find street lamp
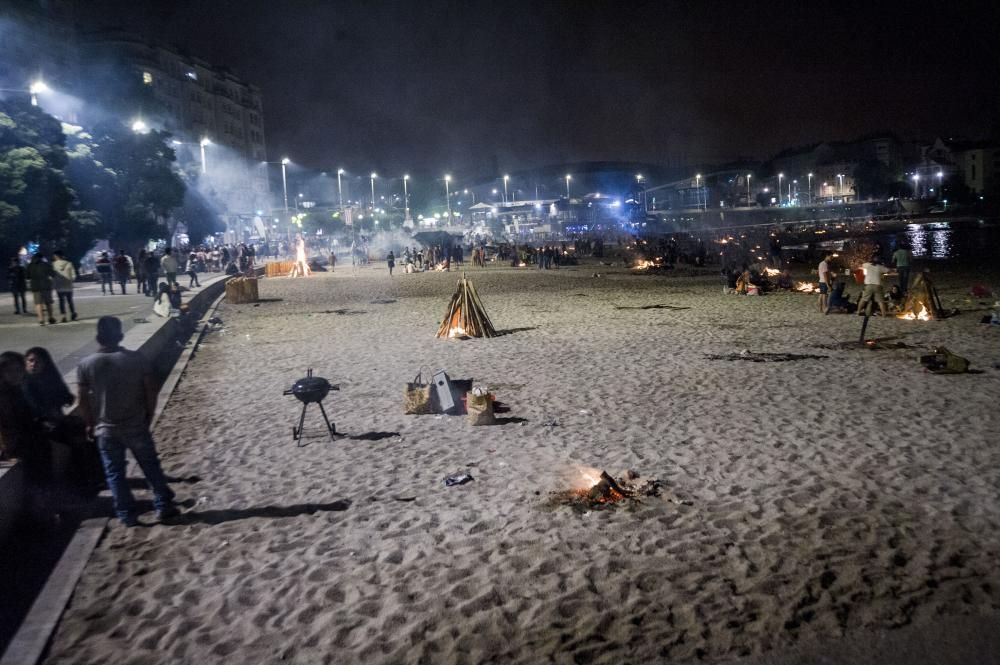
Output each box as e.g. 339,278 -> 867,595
777,173 -> 784,206
837,173 -> 844,197
131,118 -> 148,134
403,174 -> 410,222
791,180 -> 796,204
444,174 -> 452,224
29,80 -> 49,106
636,174 -> 646,212
807,172 -> 813,204
503,174 -> 509,204
281,157 -> 290,213
912,173 -> 920,198
936,170 -> 943,199
695,174 -> 702,210
337,168 -> 344,209
370,172 -> 377,211
565,174 -> 571,199
463,188 -> 476,204
746,174 -> 752,206
199,137 -> 211,174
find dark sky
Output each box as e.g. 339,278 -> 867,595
79,0 -> 999,175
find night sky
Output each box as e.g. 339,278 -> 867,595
79,0 -> 999,175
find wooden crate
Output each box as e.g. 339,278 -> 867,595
225,277 -> 259,303
265,260 -> 295,277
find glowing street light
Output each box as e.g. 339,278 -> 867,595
936,170 -> 944,199
370,172 -> 377,211
807,172 -> 813,205
337,168 -> 345,209
503,174 -> 509,204
565,174 -> 571,199
199,137 -> 211,174
444,174 -> 452,223
912,173 -> 920,198
131,118 -> 148,134
281,157 -> 290,212
777,173 -> 784,206
636,174 -> 646,212
837,173 -> 844,197
695,173 -> 703,210
29,80 -> 49,106
463,188 -> 476,204
746,174 -> 752,206
403,174 -> 410,222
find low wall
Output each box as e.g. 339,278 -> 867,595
0,274 -> 237,544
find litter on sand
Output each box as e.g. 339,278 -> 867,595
444,473 -> 474,486
705,350 -> 829,363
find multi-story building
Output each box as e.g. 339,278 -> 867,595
85,28 -> 270,224
922,137 -> 999,198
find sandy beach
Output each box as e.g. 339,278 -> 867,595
43,260 -> 1000,664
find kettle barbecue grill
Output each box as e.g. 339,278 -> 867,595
283,368 -> 339,444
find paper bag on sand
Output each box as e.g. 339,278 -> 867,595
467,391 -> 496,426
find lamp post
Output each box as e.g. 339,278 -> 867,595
281,157 -> 290,213
807,172 -> 813,204
503,174 -> 509,204
370,172 -> 377,212
695,174 -> 702,210
337,168 -> 344,209
936,170 -> 943,199
837,173 -> 844,198
790,180 -> 796,204
464,188 -> 476,204
777,173 -> 784,206
565,174 -> 571,199
403,174 -> 410,223
199,137 -> 210,174
29,80 -> 48,106
444,174 -> 452,224
636,174 -> 646,212
747,174 -> 752,206
912,174 -> 920,198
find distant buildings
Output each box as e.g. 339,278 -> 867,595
920,138 -> 1000,198
86,28 -> 270,220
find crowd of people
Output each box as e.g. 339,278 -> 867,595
0,317 -> 177,527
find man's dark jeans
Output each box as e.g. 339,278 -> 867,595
97,430 -> 174,522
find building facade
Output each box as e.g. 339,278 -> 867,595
86,29 -> 270,221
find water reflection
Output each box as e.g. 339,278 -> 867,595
906,224 -> 927,257
931,229 -> 952,259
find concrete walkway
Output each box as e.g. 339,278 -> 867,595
0,274 -> 225,375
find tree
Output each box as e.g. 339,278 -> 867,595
66,119 -> 185,252
0,99 -> 100,264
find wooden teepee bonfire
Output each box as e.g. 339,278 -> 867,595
437,274 -> 497,338
897,273 -> 945,320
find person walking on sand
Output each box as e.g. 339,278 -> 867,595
51,250 -> 78,322
857,256 -> 891,318
8,257 -> 27,315
26,253 -> 57,325
387,251 -> 395,276
817,253 -> 833,314
77,316 -> 178,526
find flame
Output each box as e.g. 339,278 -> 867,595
633,258 -> 664,270
764,267 -> 781,276
433,262 -> 448,271
898,304 -> 930,321
578,469 -> 601,488
796,281 -> 818,293
449,326 -> 467,338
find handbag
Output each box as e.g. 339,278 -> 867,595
404,370 -> 437,414
466,391 -> 496,426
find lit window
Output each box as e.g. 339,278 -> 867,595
142,71 -> 153,85
186,71 -> 198,81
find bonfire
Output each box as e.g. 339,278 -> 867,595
545,468 -> 666,512
796,281 -> 818,293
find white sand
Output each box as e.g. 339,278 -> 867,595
45,262 -> 1000,664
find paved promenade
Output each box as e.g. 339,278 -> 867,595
0,275 -> 222,374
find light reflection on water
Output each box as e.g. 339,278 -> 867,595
902,221 -> 979,260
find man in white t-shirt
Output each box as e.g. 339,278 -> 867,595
857,256 -> 891,317
817,253 -> 833,313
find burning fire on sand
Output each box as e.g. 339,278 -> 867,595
898,304 -> 930,321
795,281 -> 818,293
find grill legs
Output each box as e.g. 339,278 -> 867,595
292,401 -> 338,446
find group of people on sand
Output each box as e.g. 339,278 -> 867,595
816,244 -> 912,316
0,317 -> 178,527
